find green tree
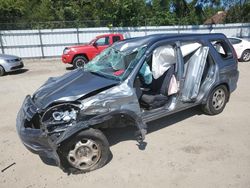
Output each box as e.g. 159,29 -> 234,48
0,0 -> 27,28
225,2 -> 250,23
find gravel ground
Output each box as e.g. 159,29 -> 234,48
0,59 -> 249,188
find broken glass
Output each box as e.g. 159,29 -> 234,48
85,46 -> 146,81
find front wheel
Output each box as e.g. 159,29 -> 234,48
73,56 -> 88,69
202,85 -> 229,115
241,50 -> 250,62
58,128 -> 111,174
0,66 -> 5,76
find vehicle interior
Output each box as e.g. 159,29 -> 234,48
134,41 -> 216,111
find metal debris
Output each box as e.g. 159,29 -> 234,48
1,162 -> 16,172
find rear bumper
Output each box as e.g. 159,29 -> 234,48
16,96 -> 60,166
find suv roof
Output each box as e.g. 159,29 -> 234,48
125,33 -> 226,43
114,33 -> 227,52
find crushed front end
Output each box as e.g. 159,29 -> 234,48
16,95 -> 61,166
16,95 -> 83,168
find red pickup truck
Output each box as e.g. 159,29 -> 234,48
62,33 -> 124,68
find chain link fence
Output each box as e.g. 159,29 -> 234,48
0,22 -> 249,58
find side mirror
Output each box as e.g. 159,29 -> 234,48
93,42 -> 97,47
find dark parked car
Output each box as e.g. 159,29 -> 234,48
16,33 -> 239,174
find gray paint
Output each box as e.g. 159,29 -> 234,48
16,33 -> 239,172
32,69 -> 119,109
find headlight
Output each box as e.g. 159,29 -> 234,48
41,104 -> 80,124
6,58 -> 20,63
52,109 -> 77,122
63,48 -> 71,55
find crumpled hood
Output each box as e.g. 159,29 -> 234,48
33,69 -> 119,109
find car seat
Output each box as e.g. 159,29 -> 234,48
140,64 -> 175,109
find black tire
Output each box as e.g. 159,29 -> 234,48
241,50 -> 250,62
73,55 -> 88,69
58,128 -> 111,174
202,85 -> 229,115
0,66 -> 5,76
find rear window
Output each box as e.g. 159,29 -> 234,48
228,38 -> 242,45
113,36 -> 121,43
210,40 -> 233,59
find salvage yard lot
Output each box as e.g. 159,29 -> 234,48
0,59 -> 250,188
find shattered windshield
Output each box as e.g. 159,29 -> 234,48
85,46 -> 146,81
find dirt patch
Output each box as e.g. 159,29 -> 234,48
0,60 -> 250,188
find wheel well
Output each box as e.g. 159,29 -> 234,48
241,49 -> 250,56
220,83 -> 229,92
0,65 -> 5,71
73,54 -> 89,61
56,113 -> 135,145
202,83 -> 230,104
0,65 -> 5,74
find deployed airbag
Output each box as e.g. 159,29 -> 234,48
181,46 -> 209,102
152,43 -> 202,79
152,45 -> 175,79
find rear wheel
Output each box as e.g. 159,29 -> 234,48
241,50 -> 250,62
73,56 -> 88,69
202,85 -> 229,115
58,128 -> 110,174
0,66 -> 5,76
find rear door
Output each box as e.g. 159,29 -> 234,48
210,39 -> 238,92
178,41 -> 210,102
181,46 -> 209,102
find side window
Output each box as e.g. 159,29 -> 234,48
112,36 -> 121,43
95,37 -> 110,46
229,38 -> 241,45
210,40 -> 233,59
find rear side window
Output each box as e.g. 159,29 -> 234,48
210,40 -> 233,59
229,38 -> 242,45
113,36 -> 121,43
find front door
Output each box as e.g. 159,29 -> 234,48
94,36 -> 110,55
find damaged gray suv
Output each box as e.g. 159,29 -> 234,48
16,33 -> 239,173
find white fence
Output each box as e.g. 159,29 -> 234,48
0,23 -> 249,58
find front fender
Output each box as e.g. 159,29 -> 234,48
55,110 -> 147,145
